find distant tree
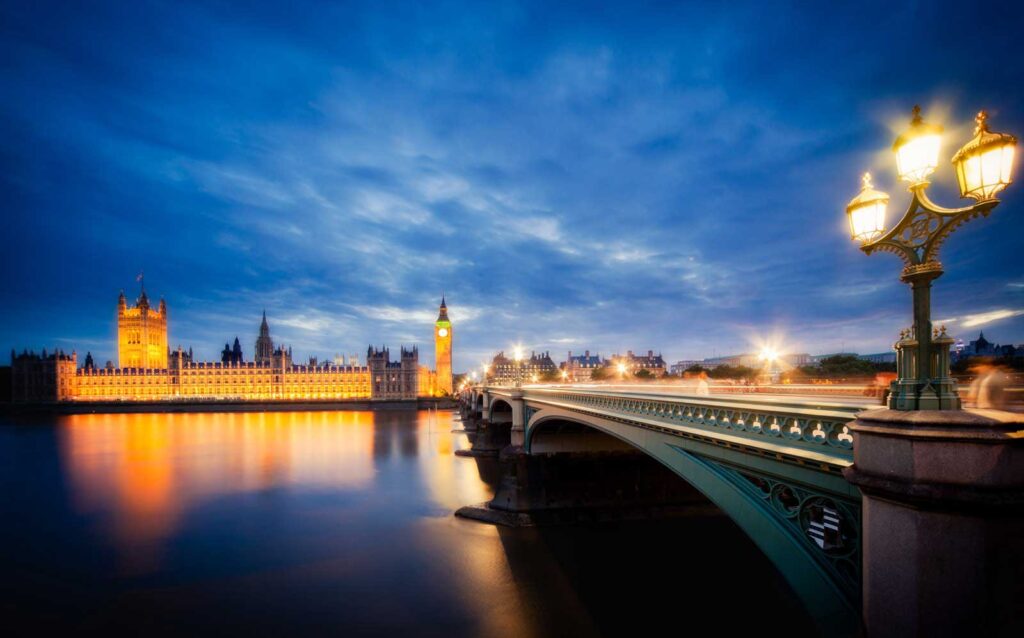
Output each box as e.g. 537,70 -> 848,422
707,365 -> 757,380
802,355 -> 876,379
634,369 -> 654,380
781,367 -> 810,383
685,364 -> 708,374
590,366 -> 611,381
540,368 -> 561,382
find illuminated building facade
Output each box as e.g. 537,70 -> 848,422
434,296 -> 453,395
71,357 -> 373,401
118,288 -> 168,369
10,291 -> 451,403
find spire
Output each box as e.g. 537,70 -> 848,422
437,294 -> 449,322
259,310 -> 270,337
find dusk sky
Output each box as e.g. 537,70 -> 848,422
3,0 -> 1024,372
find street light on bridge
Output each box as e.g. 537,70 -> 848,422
512,347 -> 524,388
845,106 -> 1017,410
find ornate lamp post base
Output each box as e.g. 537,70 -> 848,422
887,265 -> 960,411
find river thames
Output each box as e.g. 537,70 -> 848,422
0,409 -> 815,636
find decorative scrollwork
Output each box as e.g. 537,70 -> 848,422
900,209 -> 941,247
862,184 -> 998,271
533,390 -> 856,462
728,467 -> 861,600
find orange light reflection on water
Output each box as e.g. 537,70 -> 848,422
45,410 -> 556,635
60,411 -> 383,572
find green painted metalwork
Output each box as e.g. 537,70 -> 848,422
690,451 -> 862,601
504,386 -> 863,635
520,387 -> 859,465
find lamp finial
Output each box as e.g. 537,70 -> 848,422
974,110 -> 989,135
911,104 -> 923,125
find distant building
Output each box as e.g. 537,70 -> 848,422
676,352 -> 811,371
562,350 -> 605,381
808,353 -> 859,366
10,349 -> 76,402
701,354 -> 759,369
488,350 -> 558,384
611,350 -> 667,376
953,332 -> 1022,361
859,352 -> 897,364
670,360 -> 704,375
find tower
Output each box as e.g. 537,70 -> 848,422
255,310 -> 274,364
117,284 -> 168,369
434,295 -> 453,395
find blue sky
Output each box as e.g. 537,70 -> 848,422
3,0 -> 1024,372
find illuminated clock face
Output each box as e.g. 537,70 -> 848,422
437,328 -> 448,338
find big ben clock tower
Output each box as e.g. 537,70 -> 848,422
435,295 -> 453,395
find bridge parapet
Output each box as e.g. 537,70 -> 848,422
512,387 -> 861,465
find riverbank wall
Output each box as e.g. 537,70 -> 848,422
1,397 -> 456,415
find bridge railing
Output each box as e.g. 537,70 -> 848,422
506,386 -> 864,465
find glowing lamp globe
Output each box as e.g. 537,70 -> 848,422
893,106 -> 943,184
952,111 -> 1017,201
846,173 -> 890,243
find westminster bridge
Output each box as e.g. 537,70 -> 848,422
458,384 -> 1024,637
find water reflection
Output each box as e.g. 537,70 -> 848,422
58,410 -> 484,573
0,409 -> 814,636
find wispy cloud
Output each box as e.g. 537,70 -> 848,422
938,309 -> 1024,329
2,1 -> 1022,368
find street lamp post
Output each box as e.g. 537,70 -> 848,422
512,347 -> 523,388
846,106 -> 1017,410
758,347 -> 780,384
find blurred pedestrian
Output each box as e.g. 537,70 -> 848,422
969,363 -> 1009,410
696,371 -> 710,396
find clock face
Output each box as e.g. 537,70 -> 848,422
437,328 -> 448,338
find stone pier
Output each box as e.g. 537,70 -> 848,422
844,408 -> 1024,637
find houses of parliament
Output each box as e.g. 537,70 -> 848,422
10,285 -> 454,403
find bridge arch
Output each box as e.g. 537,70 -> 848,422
488,397 -> 513,422
523,405 -> 859,633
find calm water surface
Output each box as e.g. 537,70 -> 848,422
0,410 -> 815,636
